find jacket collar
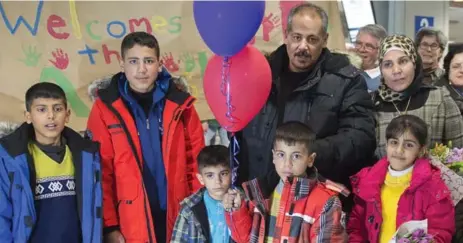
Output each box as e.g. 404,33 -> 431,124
97,70 -> 192,107
0,122 -> 98,158
351,157 -> 435,201
243,171 -> 318,212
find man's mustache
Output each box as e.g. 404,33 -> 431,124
295,51 -> 310,58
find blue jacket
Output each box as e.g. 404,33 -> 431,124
118,69 -> 170,210
0,123 -> 102,243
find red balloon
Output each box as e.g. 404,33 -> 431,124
204,45 -> 272,132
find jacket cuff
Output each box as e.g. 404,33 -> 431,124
103,225 -> 120,235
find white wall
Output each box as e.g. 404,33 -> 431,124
388,1 -> 449,38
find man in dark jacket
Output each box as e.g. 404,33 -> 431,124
236,3 -> 376,212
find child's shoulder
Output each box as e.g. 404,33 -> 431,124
307,182 -> 342,205
178,188 -> 206,213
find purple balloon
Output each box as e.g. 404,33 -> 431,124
193,1 -> 265,57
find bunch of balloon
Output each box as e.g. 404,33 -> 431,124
193,0 -> 272,186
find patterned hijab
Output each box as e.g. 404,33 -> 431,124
377,35 -> 422,102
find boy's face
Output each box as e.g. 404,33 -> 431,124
272,140 -> 316,182
386,131 -> 424,171
120,44 -> 162,93
25,98 -> 70,145
196,164 -> 231,201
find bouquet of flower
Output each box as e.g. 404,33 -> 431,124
429,142 -> 463,176
396,228 -> 434,243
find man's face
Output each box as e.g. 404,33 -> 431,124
25,98 -> 70,145
284,12 -> 328,72
418,35 -> 442,66
355,32 -> 380,70
121,44 -> 162,93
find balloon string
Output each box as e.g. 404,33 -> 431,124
229,134 -> 240,187
228,134 -> 240,240
220,57 -> 240,131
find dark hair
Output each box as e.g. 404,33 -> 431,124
25,82 -> 67,112
386,115 -> 428,146
274,121 -> 316,153
443,43 -> 463,81
197,145 -> 230,171
287,3 -> 328,35
121,31 -> 160,59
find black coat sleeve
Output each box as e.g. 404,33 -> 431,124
453,199 -> 463,243
312,75 -> 376,184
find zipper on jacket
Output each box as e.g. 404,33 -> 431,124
90,153 -> 98,243
102,102 -> 154,243
165,106 -> 182,155
146,119 -> 150,130
373,200 -> 381,242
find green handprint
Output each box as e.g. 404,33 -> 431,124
180,52 -> 196,73
19,45 -> 42,67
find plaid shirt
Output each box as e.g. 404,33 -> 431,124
171,188 -> 208,243
226,176 -> 348,243
171,188 -> 235,243
375,87 -> 463,158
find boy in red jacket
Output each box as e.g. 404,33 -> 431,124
223,121 -> 348,243
86,31 -> 204,243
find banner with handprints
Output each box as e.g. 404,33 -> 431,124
0,0 -> 346,131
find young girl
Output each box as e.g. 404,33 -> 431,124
347,115 -> 455,243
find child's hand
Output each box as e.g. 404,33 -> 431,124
104,230 -> 125,243
223,189 -> 242,211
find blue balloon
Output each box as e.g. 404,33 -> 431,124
193,1 -> 265,57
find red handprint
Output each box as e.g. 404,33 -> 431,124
262,13 -> 281,42
49,48 -> 69,70
279,0 -> 304,38
162,52 -> 180,73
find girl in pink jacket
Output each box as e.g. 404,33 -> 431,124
347,115 -> 455,243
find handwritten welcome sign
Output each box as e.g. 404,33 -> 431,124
0,1 -> 346,131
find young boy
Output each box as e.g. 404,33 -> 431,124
171,145 -> 234,243
223,121 -> 348,243
0,82 -> 102,243
86,31 -> 204,243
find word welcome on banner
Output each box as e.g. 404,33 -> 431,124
0,0 -> 345,131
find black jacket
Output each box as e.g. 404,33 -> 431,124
236,45 -> 376,198
436,77 -> 463,115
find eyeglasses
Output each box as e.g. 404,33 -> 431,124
419,42 -> 440,51
354,41 -> 378,52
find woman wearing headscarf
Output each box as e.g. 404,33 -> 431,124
373,35 -> 463,158
437,43 -> 463,114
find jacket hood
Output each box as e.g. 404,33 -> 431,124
88,70 -> 191,102
0,121 -> 20,139
350,157 -> 442,200
331,50 -> 363,69
0,122 -> 98,157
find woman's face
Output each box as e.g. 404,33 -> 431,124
380,50 -> 416,92
449,53 -> 463,87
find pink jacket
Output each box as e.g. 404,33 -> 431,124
347,157 -> 455,243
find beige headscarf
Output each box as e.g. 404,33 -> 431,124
377,35 -> 420,102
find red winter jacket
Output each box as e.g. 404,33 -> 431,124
87,73 -> 204,243
347,158 -> 455,243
